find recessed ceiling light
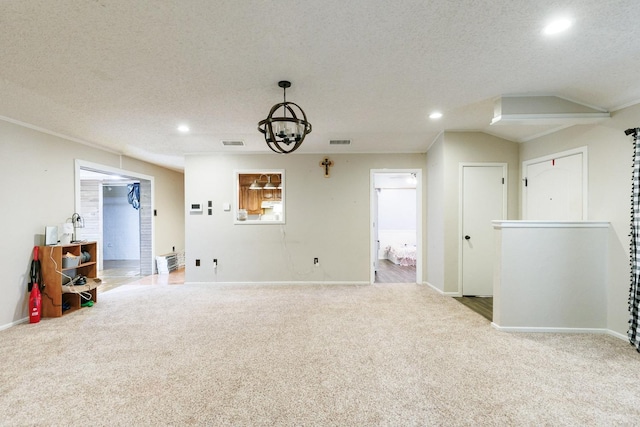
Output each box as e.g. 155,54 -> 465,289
543,19 -> 572,35
177,124 -> 190,133
429,112 -> 443,119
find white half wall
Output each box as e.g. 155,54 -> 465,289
493,221 -> 609,330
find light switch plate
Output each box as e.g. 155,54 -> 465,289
223,202 -> 231,211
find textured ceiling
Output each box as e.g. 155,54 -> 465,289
1,0 -> 639,170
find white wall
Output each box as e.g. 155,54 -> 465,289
0,119 -> 185,329
520,103 -> 640,336
378,189 -> 416,230
426,135 -> 445,290
378,188 -> 416,257
184,153 -> 426,283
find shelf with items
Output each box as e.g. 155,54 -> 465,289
39,242 -> 99,317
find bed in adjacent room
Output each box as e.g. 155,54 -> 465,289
384,244 -> 416,266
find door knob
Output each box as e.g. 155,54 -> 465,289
464,235 -> 471,240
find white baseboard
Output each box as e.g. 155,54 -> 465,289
491,324 -> 605,334
491,323 -> 629,341
606,329 -> 628,341
0,317 -> 28,331
423,281 -> 461,296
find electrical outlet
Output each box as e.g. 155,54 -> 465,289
314,258 -> 319,266
195,259 -> 200,267
213,259 -> 218,268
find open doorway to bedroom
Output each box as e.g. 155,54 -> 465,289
371,170 -> 422,284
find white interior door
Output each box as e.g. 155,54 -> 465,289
523,149 -> 585,220
461,165 -> 506,296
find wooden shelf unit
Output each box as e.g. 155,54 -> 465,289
39,242 -> 98,317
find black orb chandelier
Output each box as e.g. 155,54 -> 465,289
258,81 -> 312,154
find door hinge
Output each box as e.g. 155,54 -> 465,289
524,178 -> 528,187
502,177 -> 504,184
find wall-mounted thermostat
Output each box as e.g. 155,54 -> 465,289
189,203 -> 203,213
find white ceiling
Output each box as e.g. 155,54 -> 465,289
2,1 -> 639,170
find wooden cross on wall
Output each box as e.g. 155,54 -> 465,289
320,157 -> 334,178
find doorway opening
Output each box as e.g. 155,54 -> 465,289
102,183 -> 141,288
371,170 -> 422,284
74,160 -> 154,289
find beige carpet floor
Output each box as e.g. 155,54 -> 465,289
2,282 -> 640,426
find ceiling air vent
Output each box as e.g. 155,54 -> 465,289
329,139 -> 351,145
222,140 -> 244,146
